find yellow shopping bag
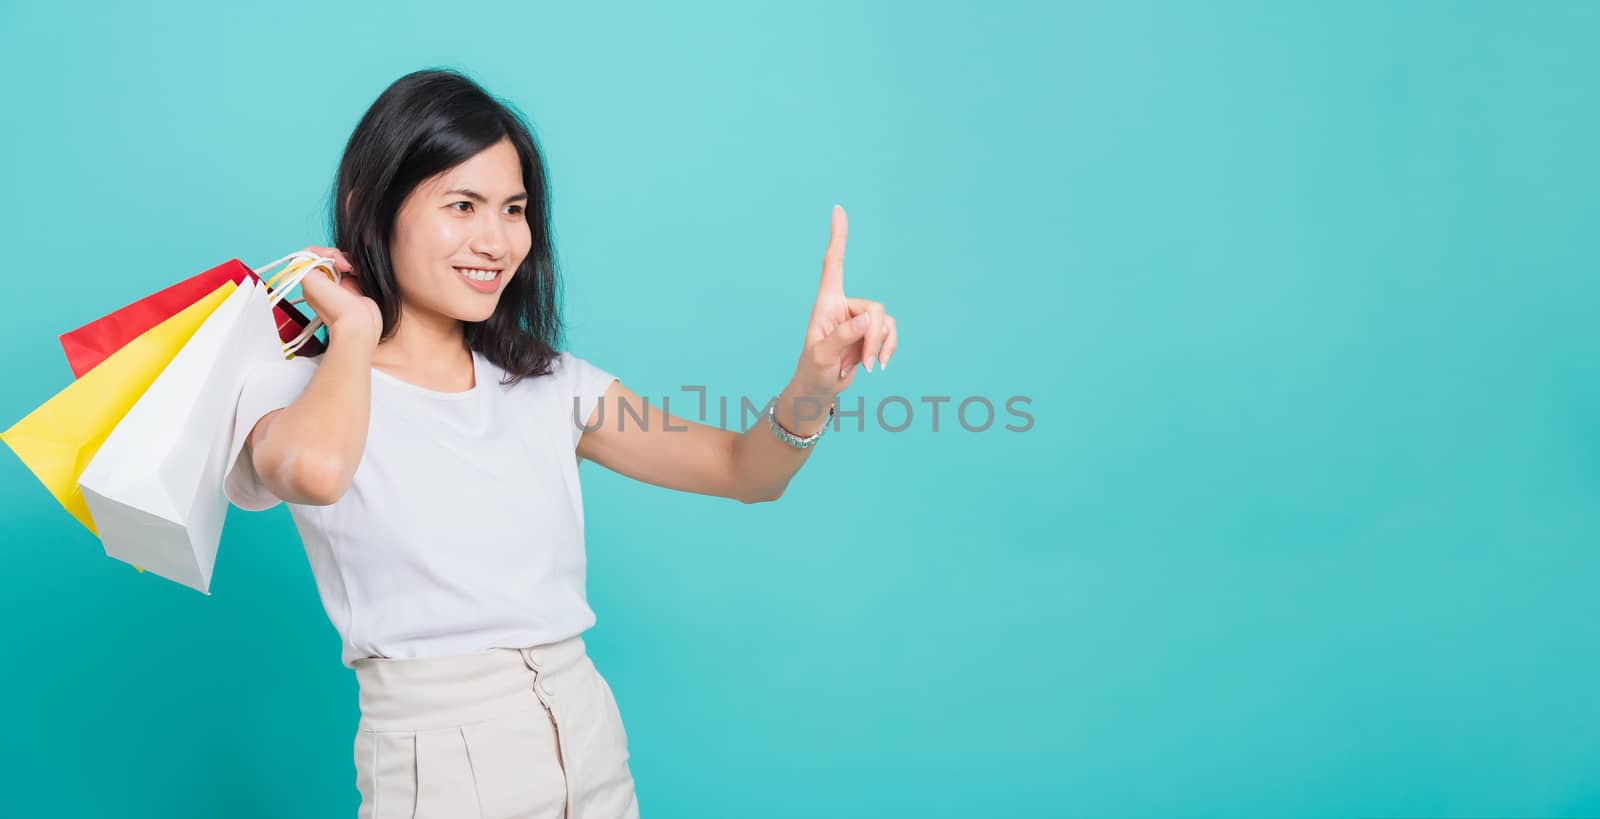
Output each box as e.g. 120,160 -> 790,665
1,281 -> 238,536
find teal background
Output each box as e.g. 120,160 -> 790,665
2,1 -> 1597,817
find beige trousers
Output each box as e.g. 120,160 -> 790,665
352,635 -> 640,819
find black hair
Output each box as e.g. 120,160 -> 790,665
330,67 -> 562,383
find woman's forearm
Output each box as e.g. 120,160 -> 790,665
253,317 -> 377,504
729,381 -> 836,502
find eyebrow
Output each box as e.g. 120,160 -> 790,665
444,187 -> 529,204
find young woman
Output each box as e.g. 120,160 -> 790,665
221,69 -> 898,818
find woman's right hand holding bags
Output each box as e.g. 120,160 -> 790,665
294,245 -> 382,345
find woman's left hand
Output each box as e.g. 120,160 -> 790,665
791,205 -> 899,399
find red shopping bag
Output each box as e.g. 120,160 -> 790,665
58,258 -> 324,378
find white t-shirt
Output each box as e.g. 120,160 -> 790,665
222,347 -> 619,669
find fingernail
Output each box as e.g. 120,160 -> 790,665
852,313 -> 870,331
865,355 -> 875,372
880,357 -> 889,370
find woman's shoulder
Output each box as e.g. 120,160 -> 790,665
548,350 -> 616,396
243,350 -> 321,396
480,349 -> 599,390
282,353 -> 323,373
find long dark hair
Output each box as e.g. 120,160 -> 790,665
330,68 -> 562,384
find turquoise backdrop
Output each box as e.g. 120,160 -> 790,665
2,1 -> 1597,817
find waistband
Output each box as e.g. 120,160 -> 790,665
353,635 -> 588,732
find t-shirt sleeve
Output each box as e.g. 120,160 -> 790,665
223,355 -> 320,511
560,351 -> 619,450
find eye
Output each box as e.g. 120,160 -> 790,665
507,205 -> 525,216
450,201 -> 473,213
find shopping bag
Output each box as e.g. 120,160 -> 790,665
0,281 -> 239,534
79,281 -> 270,592
58,258 -> 324,378
76,253 -> 336,593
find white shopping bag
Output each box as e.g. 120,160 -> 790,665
78,252 -> 335,593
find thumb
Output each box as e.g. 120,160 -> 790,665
819,311 -> 872,359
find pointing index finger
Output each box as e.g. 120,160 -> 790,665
818,204 -> 847,295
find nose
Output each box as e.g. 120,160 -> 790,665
469,211 -> 509,261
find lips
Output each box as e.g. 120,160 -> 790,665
455,266 -> 502,293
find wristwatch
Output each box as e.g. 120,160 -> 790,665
767,401 -> 836,449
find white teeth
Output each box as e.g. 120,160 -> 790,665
456,267 -> 499,282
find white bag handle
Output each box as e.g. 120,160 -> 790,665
250,251 -> 345,357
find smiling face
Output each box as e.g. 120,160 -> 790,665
388,136 -> 532,325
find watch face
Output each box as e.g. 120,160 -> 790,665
768,402 -> 835,448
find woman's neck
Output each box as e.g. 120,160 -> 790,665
371,301 -> 476,391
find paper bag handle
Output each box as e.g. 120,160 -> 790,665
250,251 -> 345,356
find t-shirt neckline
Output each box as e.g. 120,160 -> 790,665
370,350 -> 484,401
